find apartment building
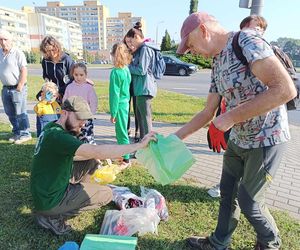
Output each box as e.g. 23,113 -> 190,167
0,6 -> 83,57
35,1 -> 109,52
0,7 -> 31,52
26,10 -> 83,58
106,12 -> 145,50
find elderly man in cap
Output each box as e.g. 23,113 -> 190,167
175,12 -> 296,250
31,96 -> 156,235
0,29 -> 31,144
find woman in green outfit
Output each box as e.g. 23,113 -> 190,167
109,42 -> 133,169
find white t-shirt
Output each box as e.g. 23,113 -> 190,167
0,47 -> 27,86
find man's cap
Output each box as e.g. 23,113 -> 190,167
0,29 -> 13,40
177,12 -> 216,54
62,96 -> 93,120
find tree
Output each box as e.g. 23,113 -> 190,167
271,37 -> 300,60
189,0 -> 198,14
83,49 -> 95,63
24,51 -> 41,64
65,50 -> 78,61
161,30 -> 172,51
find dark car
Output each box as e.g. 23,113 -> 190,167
163,55 -> 197,76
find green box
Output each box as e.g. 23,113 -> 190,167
80,234 -> 137,250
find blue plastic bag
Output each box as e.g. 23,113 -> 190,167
58,241 -> 79,250
136,134 -> 196,185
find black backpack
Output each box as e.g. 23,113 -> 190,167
232,31 -> 299,110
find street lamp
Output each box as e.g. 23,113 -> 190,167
155,21 -> 164,45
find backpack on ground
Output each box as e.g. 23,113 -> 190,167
145,45 -> 166,80
232,31 -> 299,110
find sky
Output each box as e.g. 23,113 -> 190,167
2,0 -> 300,44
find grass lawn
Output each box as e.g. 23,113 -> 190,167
0,123 -> 299,250
27,75 -> 205,124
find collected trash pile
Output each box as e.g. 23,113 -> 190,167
100,185 -> 169,236
58,186 -> 169,250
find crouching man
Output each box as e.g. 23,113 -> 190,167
30,96 -> 156,235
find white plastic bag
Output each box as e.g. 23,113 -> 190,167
140,186 -> 169,221
109,185 -> 144,210
100,208 -> 160,236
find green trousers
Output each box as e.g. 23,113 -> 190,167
115,102 -> 130,160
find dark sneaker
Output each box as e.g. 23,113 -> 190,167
35,214 -> 72,235
129,152 -> 136,159
8,135 -> 19,143
187,236 -> 216,250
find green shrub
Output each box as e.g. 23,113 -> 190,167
179,54 -> 212,69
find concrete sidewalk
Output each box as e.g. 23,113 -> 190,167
1,101 -> 300,220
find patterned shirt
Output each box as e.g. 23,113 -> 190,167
210,30 -> 290,149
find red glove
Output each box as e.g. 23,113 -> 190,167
207,122 -> 227,153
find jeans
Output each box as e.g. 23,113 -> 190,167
36,114 -> 60,137
1,85 -> 30,136
209,140 -> 286,250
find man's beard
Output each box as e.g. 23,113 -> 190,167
65,117 -> 81,136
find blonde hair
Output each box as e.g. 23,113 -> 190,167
111,42 -> 132,68
41,81 -> 58,99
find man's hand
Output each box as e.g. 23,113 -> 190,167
207,122 -> 227,153
139,131 -> 157,148
16,85 -> 23,92
110,117 -> 116,123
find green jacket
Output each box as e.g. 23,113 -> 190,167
129,43 -> 157,97
109,67 -> 131,118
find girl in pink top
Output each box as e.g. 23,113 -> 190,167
63,63 -> 98,144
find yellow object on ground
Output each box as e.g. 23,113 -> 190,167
91,164 -> 121,185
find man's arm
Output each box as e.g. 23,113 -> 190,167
74,132 -> 156,160
214,55 -> 297,132
16,66 -> 27,92
175,93 -> 220,140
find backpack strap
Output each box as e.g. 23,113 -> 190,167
232,31 -> 248,66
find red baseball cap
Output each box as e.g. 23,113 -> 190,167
177,12 -> 216,54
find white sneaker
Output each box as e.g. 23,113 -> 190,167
14,135 -> 32,144
8,135 -> 19,143
207,184 -> 221,198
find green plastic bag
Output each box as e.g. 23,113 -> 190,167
80,234 -> 137,250
136,134 -> 196,185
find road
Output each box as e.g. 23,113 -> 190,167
28,66 -> 300,99
28,67 -> 211,97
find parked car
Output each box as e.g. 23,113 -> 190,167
91,60 -> 102,64
162,55 -> 197,76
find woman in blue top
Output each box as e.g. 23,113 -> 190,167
124,22 -> 157,139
